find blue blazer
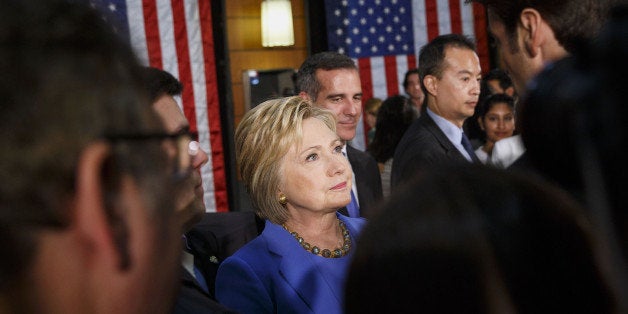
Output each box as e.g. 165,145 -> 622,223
215,214 -> 366,314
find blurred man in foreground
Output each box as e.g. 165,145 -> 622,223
0,1 -> 181,313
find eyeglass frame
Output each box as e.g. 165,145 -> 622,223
103,129 -> 200,181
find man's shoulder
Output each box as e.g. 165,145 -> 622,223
396,115 -> 443,155
346,144 -> 376,164
174,270 -> 238,314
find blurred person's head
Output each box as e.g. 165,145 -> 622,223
235,96 -> 351,225
297,52 -> 362,141
368,95 -> 418,163
140,66 -> 209,231
419,34 -> 481,128
0,1 -> 181,312
403,69 -> 425,110
346,164 -> 617,313
364,97 -> 382,130
482,68 -> 515,96
467,0 -> 613,94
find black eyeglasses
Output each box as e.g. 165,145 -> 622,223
104,130 -> 200,179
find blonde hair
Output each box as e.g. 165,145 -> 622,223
364,97 -> 383,115
235,96 -> 337,224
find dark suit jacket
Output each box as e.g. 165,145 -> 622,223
391,113 -> 469,188
172,267 -> 239,314
176,212 -> 263,309
339,144 -> 382,219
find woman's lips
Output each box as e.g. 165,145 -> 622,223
331,181 -> 347,190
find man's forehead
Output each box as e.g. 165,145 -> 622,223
153,94 -> 189,133
316,68 -> 361,92
315,68 -> 358,80
443,46 -> 477,62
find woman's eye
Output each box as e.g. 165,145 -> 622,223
306,153 -> 318,161
334,145 -> 343,153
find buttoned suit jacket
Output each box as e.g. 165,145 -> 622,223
339,144 -> 382,218
182,212 -> 264,299
391,113 -> 470,188
215,215 -> 366,314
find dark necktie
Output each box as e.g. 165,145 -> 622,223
461,132 -> 479,163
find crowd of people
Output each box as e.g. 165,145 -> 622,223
1,0 -> 626,313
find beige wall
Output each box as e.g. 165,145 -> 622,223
225,0 -> 307,126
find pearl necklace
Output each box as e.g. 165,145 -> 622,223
282,219 -> 352,258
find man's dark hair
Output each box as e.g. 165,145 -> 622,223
418,34 -> 476,95
296,51 -> 357,101
368,95 -> 418,163
140,66 -> 183,103
466,0 -> 614,54
402,69 -> 420,89
483,68 -> 513,92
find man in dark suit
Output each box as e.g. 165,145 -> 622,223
141,67 -> 237,313
297,52 -> 382,219
391,34 -> 482,188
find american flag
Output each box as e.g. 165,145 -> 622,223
325,0 -> 489,150
90,0 -> 229,212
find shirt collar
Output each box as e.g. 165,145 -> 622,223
426,107 -> 464,144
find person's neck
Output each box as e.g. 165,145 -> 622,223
427,104 -> 465,128
483,141 -> 495,154
283,214 -> 343,251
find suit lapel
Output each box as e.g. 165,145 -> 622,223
423,114 -> 468,162
180,266 -> 212,297
263,221 -> 342,312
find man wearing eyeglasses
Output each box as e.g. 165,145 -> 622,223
141,67 -> 210,232
140,67 -> 236,314
0,1 -> 182,313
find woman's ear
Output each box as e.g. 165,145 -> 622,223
478,117 -> 485,131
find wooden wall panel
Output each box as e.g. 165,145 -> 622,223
226,0 -> 308,125
229,50 -> 306,82
226,0 -> 304,17
227,15 -> 306,50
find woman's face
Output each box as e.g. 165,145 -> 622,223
279,118 -> 352,215
479,102 -> 515,144
366,111 -> 377,129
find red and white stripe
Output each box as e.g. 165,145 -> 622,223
412,0 -> 488,69
126,0 -> 228,212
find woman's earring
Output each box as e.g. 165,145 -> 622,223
278,194 -> 287,205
